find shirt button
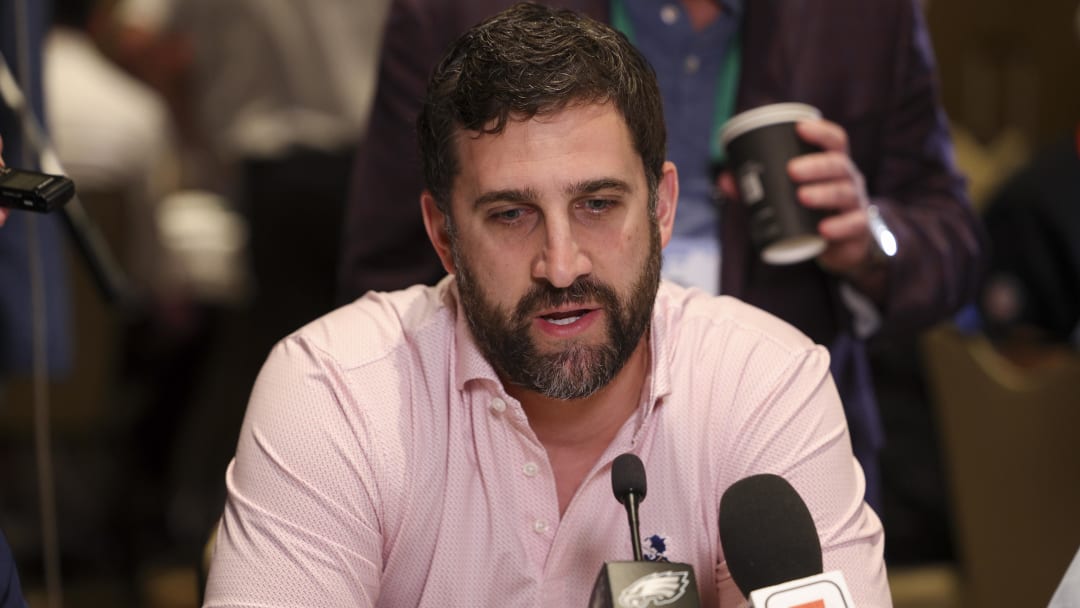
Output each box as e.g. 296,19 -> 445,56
684,54 -> 701,74
660,4 -> 680,25
533,519 -> 549,534
522,462 -> 539,477
489,397 -> 507,413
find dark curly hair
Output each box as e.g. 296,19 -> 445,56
417,2 -> 666,213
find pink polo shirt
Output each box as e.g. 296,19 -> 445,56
204,278 -> 890,607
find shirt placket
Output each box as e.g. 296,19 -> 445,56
479,390 -> 562,586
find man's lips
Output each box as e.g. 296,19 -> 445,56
541,309 -> 589,326
531,305 -> 603,335
537,305 -> 597,320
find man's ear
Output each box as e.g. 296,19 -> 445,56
421,190 -> 457,274
656,161 -> 679,248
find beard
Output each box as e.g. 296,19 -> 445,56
452,221 -> 662,400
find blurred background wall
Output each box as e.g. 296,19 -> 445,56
927,0 -> 1080,206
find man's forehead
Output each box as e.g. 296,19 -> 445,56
449,102 -> 635,168
453,100 -> 627,144
448,103 -> 641,189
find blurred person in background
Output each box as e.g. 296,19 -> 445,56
0,0 -> 72,599
2,0 -> 195,595
336,0 -> 985,513
44,0 -> 235,578
979,127 -> 1080,352
45,0 -> 179,301
100,0 -> 392,559
977,5 -> 1080,355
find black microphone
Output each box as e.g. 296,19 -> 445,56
589,453 -> 700,608
719,473 -> 855,607
612,452 -> 647,561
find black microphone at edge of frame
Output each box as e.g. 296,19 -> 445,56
718,473 -> 857,607
588,453 -> 700,608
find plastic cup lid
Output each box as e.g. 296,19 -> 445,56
720,103 -> 821,147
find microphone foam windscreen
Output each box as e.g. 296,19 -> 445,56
718,473 -> 823,597
611,453 -> 647,505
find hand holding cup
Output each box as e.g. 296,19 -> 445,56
719,104 -> 880,288
786,119 -> 876,278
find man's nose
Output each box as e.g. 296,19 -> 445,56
532,216 -> 592,288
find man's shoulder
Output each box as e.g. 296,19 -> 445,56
290,281 -> 454,370
656,281 -> 818,355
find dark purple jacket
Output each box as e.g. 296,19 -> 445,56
337,0 -> 984,503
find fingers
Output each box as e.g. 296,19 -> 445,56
791,153 -> 866,214
817,207 -> 868,241
797,179 -> 861,212
788,150 -> 851,182
788,119 -> 852,183
794,119 -> 848,153
788,119 -> 867,215
717,171 -> 738,201
789,120 -> 875,274
789,121 -> 853,184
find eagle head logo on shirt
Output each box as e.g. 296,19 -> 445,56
642,534 -> 671,562
617,570 -> 691,608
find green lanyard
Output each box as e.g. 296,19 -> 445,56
610,0 -> 741,164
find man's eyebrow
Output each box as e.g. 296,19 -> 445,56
472,187 -> 539,209
471,179 -> 631,208
566,178 -> 632,197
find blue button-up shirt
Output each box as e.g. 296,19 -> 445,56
623,0 -> 742,293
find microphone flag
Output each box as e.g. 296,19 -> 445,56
745,570 -> 855,608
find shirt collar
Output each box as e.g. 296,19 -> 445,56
443,277 -> 503,393
644,282 -> 675,418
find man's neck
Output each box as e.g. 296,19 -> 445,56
507,338 -> 651,514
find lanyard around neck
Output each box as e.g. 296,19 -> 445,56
610,0 -> 742,164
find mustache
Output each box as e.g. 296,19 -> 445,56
513,276 -> 619,323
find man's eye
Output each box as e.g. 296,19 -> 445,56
582,199 -> 615,212
492,208 -> 525,222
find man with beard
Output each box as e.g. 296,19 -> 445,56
204,4 -> 890,606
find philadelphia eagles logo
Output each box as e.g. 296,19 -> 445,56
617,570 -> 691,608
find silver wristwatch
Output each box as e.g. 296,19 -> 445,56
866,204 -> 897,258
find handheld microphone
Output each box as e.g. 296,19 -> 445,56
718,474 -> 856,607
589,453 -> 700,608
